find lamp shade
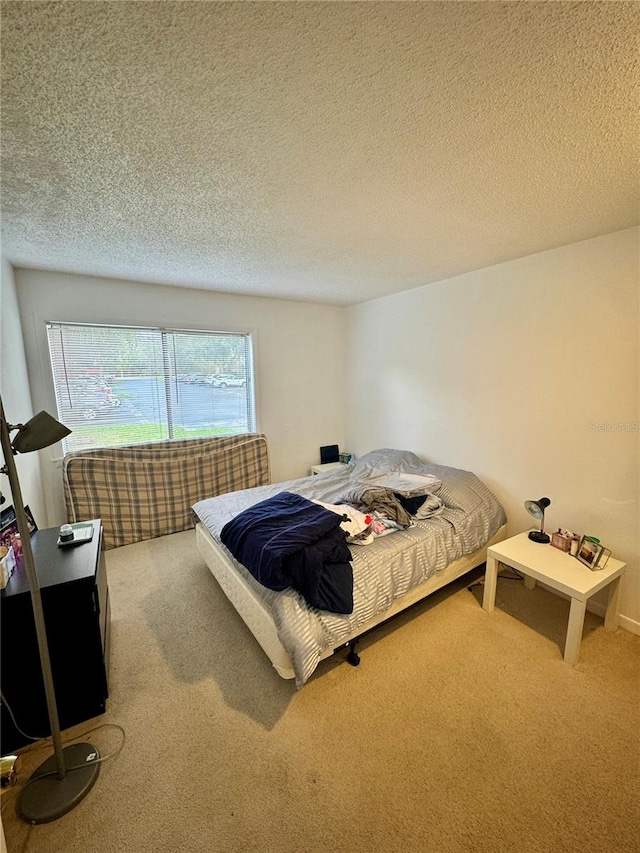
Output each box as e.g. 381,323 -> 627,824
524,497 -> 551,521
11,411 -> 71,453
524,497 -> 551,543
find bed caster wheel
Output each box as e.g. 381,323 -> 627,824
347,643 -> 360,666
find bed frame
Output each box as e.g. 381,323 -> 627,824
195,521 -> 508,679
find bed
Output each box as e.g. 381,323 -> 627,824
192,449 -> 507,685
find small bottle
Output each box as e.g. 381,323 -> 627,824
59,524 -> 74,543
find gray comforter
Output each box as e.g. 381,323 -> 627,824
192,449 -> 506,685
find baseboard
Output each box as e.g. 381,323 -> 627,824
619,615 -> 640,635
533,580 -> 640,636
587,601 -> 640,636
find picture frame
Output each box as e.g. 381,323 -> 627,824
0,505 -> 38,551
0,504 -> 16,529
24,505 -> 38,535
576,536 -> 604,569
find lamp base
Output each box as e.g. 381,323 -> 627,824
528,530 -> 550,544
18,743 -> 100,824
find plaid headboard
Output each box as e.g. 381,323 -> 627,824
63,434 -> 270,549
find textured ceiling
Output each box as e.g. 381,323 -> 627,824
1,2 -> 638,305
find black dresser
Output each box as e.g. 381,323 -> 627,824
1,519 -> 110,754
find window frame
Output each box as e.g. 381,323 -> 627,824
45,320 -> 258,454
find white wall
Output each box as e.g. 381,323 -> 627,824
15,269 -> 347,526
0,258 -> 47,526
11,229 -> 640,629
346,228 -> 640,628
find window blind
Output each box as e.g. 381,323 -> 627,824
46,322 -> 255,453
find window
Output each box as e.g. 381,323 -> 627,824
46,322 -> 255,453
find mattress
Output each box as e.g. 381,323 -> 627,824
192,449 -> 507,684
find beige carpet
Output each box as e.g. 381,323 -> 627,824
3,531 -> 639,853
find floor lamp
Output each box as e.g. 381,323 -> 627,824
0,396 -> 100,823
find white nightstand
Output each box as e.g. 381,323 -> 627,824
310,462 -> 347,475
482,532 -> 626,665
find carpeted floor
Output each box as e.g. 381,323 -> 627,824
3,530 -> 639,853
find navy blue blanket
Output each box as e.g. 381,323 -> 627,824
220,492 -> 353,614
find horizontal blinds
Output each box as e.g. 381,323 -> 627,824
46,323 -> 255,453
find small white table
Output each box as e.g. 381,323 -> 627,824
482,533 -> 626,664
310,462 -> 347,475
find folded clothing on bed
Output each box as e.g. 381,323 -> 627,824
220,491 -> 354,614
360,471 -> 442,496
395,491 -> 445,519
339,485 -> 414,528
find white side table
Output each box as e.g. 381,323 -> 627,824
310,462 -> 347,475
482,532 -> 626,664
